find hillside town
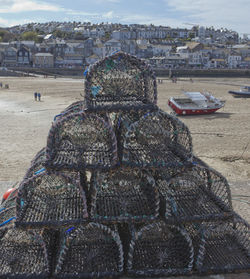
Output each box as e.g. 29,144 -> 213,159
0,21 -> 249,70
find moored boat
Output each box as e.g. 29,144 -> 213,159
168,91 -> 225,115
228,85 -> 250,98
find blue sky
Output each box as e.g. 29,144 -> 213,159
0,0 -> 249,34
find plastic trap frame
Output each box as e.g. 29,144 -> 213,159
90,167 -> 159,222
0,228 -> 50,279
46,112 -> 118,170
16,171 -> 88,228
84,52 -> 157,111
127,220 -> 194,276
54,223 -> 123,278
122,109 -> 193,168
157,165 -> 233,223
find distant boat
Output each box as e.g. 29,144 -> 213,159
228,86 -> 250,98
168,91 -> 225,115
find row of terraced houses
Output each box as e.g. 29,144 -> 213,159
1,22 -> 250,69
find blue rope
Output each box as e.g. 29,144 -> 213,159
66,227 -> 75,234
35,168 -> 46,175
0,217 -> 16,227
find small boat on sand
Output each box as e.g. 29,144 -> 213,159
228,86 -> 250,98
168,91 -> 225,115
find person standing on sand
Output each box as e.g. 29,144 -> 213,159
34,92 -> 37,101
37,92 -> 41,101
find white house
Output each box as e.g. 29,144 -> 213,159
228,55 -> 242,68
104,39 -> 121,56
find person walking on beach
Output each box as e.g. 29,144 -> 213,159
37,92 -> 41,101
34,92 -> 37,101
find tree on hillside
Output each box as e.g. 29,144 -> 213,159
21,31 -> 38,41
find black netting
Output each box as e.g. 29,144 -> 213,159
54,101 -> 85,122
90,168 -> 159,222
24,161 -> 46,181
122,109 -> 193,168
127,221 -> 193,276
157,165 -> 233,223
191,155 -> 210,168
0,206 -> 16,229
195,216 -> 250,274
31,147 -> 46,166
54,223 -> 123,278
16,171 -> 88,228
0,228 -> 50,278
46,112 -> 118,170
85,52 -> 157,111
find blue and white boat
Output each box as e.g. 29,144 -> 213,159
228,86 -> 250,98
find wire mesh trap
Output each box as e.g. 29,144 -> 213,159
157,165 -> 233,223
31,147 -> 46,166
90,167 -> 159,222
0,206 -> 16,229
127,220 -> 194,276
122,109 -> 193,168
46,112 -> 118,170
54,101 -> 86,122
84,52 -> 157,111
24,160 -> 46,181
114,109 -> 157,161
54,223 -> 124,278
191,155 -> 210,168
194,217 -> 250,274
16,171 -> 88,228
0,228 -> 50,279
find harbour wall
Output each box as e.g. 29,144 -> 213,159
2,67 -> 250,78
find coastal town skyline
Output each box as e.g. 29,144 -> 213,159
0,0 -> 249,35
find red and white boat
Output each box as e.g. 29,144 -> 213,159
168,91 -> 225,115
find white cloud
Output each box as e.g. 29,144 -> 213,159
95,0 -> 121,3
103,11 -> 114,19
165,0 -> 250,32
0,0 -> 64,13
0,16 -> 30,27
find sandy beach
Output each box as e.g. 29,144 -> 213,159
0,75 -> 249,224
0,75 -> 249,279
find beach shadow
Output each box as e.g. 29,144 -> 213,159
202,112 -> 233,120
177,112 -> 232,120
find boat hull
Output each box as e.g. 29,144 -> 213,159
168,100 -> 222,115
228,90 -> 250,98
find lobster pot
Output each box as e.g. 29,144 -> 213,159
90,168 -> 159,222
24,160 -> 46,180
122,110 -> 193,168
46,112 -> 118,171
157,165 -> 233,223
191,155 -> 210,168
0,207 -> 16,229
84,52 -> 157,111
54,223 -> 124,278
54,100 -> 85,122
25,158 -> 80,183
127,221 -> 194,276
195,217 -> 250,274
16,171 -> 88,228
115,110 -> 156,161
31,147 -> 46,166
0,228 -> 50,279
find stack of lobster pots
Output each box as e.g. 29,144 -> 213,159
0,52 -> 249,279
